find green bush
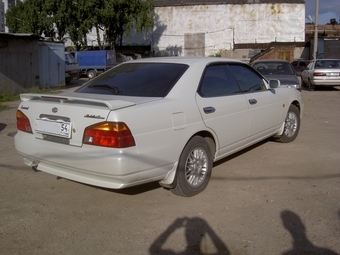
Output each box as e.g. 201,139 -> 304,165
0,88 -> 60,111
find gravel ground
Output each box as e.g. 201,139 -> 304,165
0,84 -> 339,255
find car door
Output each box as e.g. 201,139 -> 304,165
195,64 -> 249,158
301,61 -> 314,83
228,63 -> 283,143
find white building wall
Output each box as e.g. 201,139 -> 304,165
153,3 -> 305,56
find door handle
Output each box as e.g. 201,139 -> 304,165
248,99 -> 257,105
203,107 -> 215,114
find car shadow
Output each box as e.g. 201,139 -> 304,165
301,86 -> 340,92
64,178 -> 163,195
0,123 -> 6,132
107,181 -> 162,195
213,139 -> 269,168
280,210 -> 339,255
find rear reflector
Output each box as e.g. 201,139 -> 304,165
16,110 -> 33,133
83,122 -> 135,148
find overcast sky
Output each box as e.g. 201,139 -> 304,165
305,0 -> 340,24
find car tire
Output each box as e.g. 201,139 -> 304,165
308,79 -> 315,91
87,70 -> 97,79
170,136 -> 213,197
275,104 -> 300,143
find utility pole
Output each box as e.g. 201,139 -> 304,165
313,0 -> 319,60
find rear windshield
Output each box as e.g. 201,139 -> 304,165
314,60 -> 340,69
76,62 -> 189,97
253,62 -> 295,75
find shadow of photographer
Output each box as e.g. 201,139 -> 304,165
149,217 -> 229,255
281,210 -> 339,255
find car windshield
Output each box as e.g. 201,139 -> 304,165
65,53 -> 77,64
76,62 -> 189,97
253,62 -> 295,75
314,60 -> 340,69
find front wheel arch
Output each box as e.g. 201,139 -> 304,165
274,104 -> 301,143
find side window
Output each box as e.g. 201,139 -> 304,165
307,62 -> 313,69
199,64 -> 240,97
228,64 -> 267,93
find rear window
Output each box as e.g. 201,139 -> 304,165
314,60 -> 340,69
76,63 -> 189,97
253,61 -> 295,75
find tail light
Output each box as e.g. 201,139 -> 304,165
83,122 -> 135,148
16,110 -> 33,134
313,72 -> 326,77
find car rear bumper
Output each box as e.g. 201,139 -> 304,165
14,131 -> 151,189
311,79 -> 340,86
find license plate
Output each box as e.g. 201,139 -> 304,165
35,119 -> 72,138
327,72 -> 340,76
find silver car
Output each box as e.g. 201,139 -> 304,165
301,59 -> 340,91
252,60 -> 300,90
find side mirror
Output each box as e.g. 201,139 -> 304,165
269,79 -> 280,88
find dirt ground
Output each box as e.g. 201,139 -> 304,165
0,82 -> 339,255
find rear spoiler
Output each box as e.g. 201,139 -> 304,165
20,93 -> 136,111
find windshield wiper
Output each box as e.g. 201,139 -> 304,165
88,84 -> 121,95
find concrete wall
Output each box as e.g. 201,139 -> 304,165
153,3 -> 305,56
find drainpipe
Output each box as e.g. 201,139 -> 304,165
313,0 -> 319,60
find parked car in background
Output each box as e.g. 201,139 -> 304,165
301,59 -> 340,91
73,50 -> 117,79
64,52 -> 79,84
116,53 -> 129,64
252,59 -> 300,90
124,53 -> 142,60
14,57 -> 304,197
291,59 -> 310,76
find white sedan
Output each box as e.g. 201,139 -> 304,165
301,59 -> 340,91
15,57 -> 304,197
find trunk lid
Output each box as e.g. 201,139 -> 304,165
19,92 -> 160,147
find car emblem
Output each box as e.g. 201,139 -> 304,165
84,114 -> 105,119
52,107 -> 58,113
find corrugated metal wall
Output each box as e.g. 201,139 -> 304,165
0,38 -> 39,93
38,41 -> 65,88
0,35 -> 66,93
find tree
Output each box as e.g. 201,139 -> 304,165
61,0 -> 99,50
5,0 -> 154,50
6,0 -> 55,37
99,0 -> 154,49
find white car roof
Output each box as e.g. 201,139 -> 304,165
131,57 -> 246,65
